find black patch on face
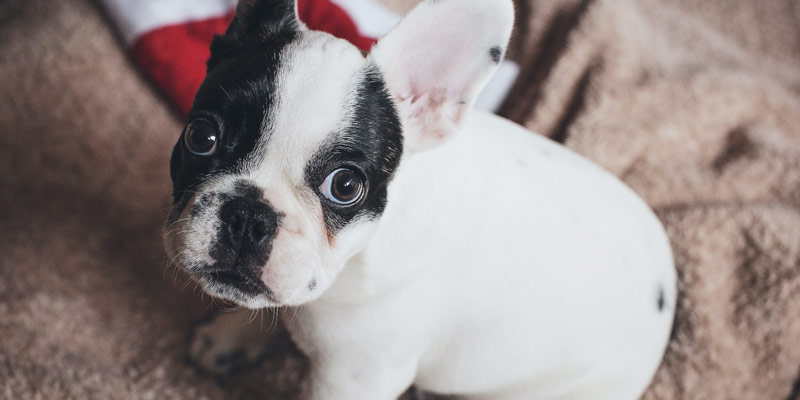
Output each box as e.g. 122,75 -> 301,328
304,65 -> 404,235
168,1 -> 300,219
489,46 -> 503,64
657,285 -> 666,312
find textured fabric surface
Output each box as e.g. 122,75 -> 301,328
0,0 -> 798,399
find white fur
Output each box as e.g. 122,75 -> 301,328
289,111 -> 675,399
173,0 -> 676,398
284,1 -> 675,398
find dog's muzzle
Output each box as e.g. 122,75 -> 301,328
200,182 -> 281,297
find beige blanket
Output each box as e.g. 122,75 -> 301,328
1,0 -> 798,398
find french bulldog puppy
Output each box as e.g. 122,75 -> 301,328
164,0 -> 677,398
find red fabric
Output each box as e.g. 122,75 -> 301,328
297,0 -> 377,52
132,0 -> 377,116
132,13 -> 234,115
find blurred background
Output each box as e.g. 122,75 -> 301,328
1,0 -> 799,399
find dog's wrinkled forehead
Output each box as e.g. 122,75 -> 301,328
169,28 -> 403,229
252,33 -> 368,179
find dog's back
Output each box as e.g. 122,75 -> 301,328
317,111 -> 676,399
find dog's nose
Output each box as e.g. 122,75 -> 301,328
218,195 -> 280,258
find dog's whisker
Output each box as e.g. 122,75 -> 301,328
177,275 -> 196,293
247,308 -> 258,324
161,249 -> 191,282
288,305 -> 301,324
164,249 -> 190,274
273,308 -> 280,333
161,227 -> 193,243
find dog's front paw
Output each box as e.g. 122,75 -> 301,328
189,328 -> 260,375
188,310 -> 278,374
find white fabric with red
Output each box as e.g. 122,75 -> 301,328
101,0 -> 518,116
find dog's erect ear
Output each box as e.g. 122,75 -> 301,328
369,0 -> 514,152
208,0 -> 302,68
226,0 -> 302,39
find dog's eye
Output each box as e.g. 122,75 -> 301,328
319,168 -> 365,206
184,118 -> 218,156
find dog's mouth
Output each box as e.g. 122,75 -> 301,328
194,268 -> 277,304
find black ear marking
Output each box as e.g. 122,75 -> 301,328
207,0 -> 299,70
228,0 -> 298,38
489,46 -> 503,64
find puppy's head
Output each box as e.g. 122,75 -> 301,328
164,0 -> 514,308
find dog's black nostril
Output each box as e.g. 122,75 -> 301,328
217,193 -> 280,258
230,213 -> 245,238
251,220 -> 270,243
220,200 -> 250,248
247,205 -> 279,246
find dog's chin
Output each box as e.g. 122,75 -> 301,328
193,270 -> 278,309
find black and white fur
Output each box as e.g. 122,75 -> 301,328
165,0 -> 676,398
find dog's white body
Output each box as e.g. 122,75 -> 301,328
169,0 -> 677,398
285,111 -> 676,399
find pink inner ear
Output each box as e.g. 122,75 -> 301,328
408,85 -> 447,109
369,0 -> 514,150
399,37 -> 478,110
403,88 -> 467,147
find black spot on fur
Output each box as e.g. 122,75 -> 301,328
657,285 -> 666,312
308,278 -> 317,291
304,64 -> 403,234
489,46 -> 503,63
